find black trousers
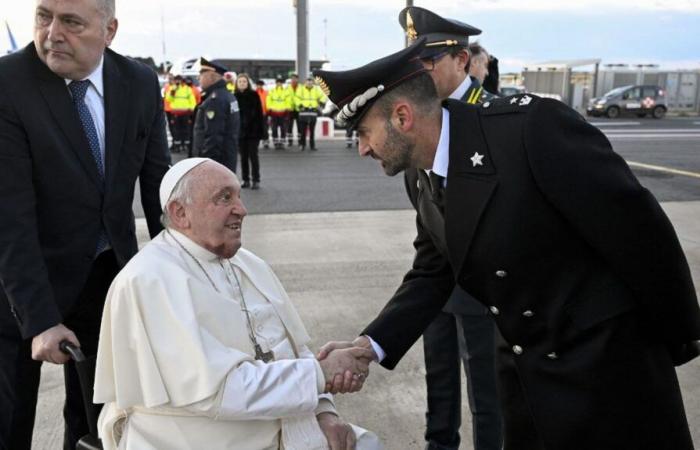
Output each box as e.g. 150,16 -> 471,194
423,306 -> 503,450
0,250 -> 119,450
239,138 -> 260,183
286,111 -> 299,144
298,114 -> 317,148
270,115 -> 286,144
171,113 -> 191,145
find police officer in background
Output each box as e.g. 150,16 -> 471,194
193,58 -> 240,173
398,7 -> 502,450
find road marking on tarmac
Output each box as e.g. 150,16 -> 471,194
627,162 -> 700,180
603,128 -> 700,133
589,121 -> 640,126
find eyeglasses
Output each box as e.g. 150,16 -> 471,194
421,51 -> 449,71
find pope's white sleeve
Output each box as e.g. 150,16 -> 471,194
297,347 -> 337,417
213,358 -> 324,421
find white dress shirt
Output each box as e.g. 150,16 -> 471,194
65,56 -> 106,164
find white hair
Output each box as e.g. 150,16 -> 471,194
160,168 -> 198,228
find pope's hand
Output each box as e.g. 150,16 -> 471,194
317,412 -> 356,450
31,324 -> 80,364
318,346 -> 374,394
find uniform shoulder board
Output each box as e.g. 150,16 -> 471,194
480,94 -> 539,115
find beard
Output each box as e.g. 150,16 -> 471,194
381,121 -> 415,176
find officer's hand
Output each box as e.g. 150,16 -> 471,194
31,324 -> 80,364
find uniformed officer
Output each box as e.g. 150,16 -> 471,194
192,58 -> 240,173
400,6 -> 494,106
398,6 -> 501,450
315,39 -> 700,450
296,76 -> 328,151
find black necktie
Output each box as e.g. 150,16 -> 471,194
429,171 -> 445,209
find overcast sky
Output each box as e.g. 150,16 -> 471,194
4,0 -> 700,73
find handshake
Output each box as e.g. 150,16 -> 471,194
317,336 -> 377,394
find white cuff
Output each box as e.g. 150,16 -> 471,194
365,335 -> 386,363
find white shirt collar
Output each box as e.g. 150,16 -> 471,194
430,108 -> 450,179
166,228 -> 221,263
64,55 -> 104,97
449,75 -> 472,101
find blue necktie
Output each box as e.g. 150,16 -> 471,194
68,80 -> 105,180
69,80 -> 109,255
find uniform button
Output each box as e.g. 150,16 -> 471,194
512,345 -> 523,355
417,179 -> 421,189
495,270 -> 507,278
489,306 -> 500,315
522,310 -> 534,317
483,101 -> 491,108
547,352 -> 559,360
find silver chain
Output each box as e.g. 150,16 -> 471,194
166,230 -> 273,362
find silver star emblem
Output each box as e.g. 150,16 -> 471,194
510,97 -> 518,104
519,95 -> 532,106
470,152 -> 484,167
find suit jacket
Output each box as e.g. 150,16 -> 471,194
363,96 -> 700,447
0,44 -> 170,339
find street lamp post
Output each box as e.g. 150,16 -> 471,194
296,0 -> 310,80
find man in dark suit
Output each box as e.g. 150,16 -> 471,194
315,40 -> 700,449
0,1 -> 169,449
398,7 -> 502,450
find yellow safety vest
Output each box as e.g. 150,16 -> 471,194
296,86 -> 327,110
166,84 -> 196,111
285,84 -> 302,111
266,86 -> 291,114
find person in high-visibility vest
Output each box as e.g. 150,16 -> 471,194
295,76 -> 327,151
285,73 -> 301,147
184,78 -> 202,157
165,75 -> 197,152
266,76 -> 291,149
255,79 -> 270,148
224,72 -> 236,93
162,73 -> 177,151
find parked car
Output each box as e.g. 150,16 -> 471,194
587,85 -> 667,119
499,85 -> 526,97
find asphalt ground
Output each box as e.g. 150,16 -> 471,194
130,115 -> 700,216
34,116 -> 700,449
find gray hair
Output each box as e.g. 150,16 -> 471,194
97,0 -> 116,22
160,168 -> 198,229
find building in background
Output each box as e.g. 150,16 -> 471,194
520,60 -> 700,114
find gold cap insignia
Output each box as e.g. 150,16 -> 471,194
406,11 -> 418,43
315,76 -> 331,97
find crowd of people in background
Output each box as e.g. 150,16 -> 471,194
161,65 -> 330,190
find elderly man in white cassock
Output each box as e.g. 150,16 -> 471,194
94,158 -> 382,450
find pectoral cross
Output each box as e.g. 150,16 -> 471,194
255,344 -> 275,363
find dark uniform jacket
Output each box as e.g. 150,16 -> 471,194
364,95 -> 700,449
234,88 -> 266,141
193,79 -> 240,165
0,44 -> 169,339
416,75 -> 494,316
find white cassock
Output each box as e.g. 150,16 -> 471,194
94,229 -> 382,450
